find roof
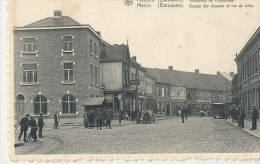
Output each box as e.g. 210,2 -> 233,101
100,44 -> 129,61
145,68 -> 232,91
235,25 -> 260,62
82,97 -> 106,106
219,72 -> 233,81
23,16 -> 81,28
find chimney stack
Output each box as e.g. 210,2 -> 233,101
195,69 -> 199,74
132,56 -> 136,61
230,72 -> 234,77
217,71 -> 221,75
53,10 -> 62,24
96,31 -> 101,36
168,66 -> 173,70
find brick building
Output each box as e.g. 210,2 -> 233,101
234,25 -> 260,119
14,11 -> 108,121
146,67 -> 232,115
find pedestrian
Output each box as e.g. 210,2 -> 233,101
181,108 -> 185,123
185,107 -> 188,120
237,107 -> 241,127
96,109 -> 103,130
89,111 -> 95,129
83,111 -> 89,128
18,114 -> 30,142
231,107 -> 236,122
240,107 -> 245,128
38,113 -> 44,138
105,112 -> 112,129
127,110 -> 131,120
54,111 -> 60,129
251,105 -> 259,130
28,116 -> 38,142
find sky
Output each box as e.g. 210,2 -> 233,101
9,0 -> 260,75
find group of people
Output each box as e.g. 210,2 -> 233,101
83,109 -> 112,130
230,105 -> 259,130
18,111 -> 60,143
18,113 -> 44,143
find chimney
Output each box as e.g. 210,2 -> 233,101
195,69 -> 199,74
96,31 -> 101,36
230,72 -> 234,77
53,10 -> 62,24
217,71 -> 221,75
168,66 -> 173,70
132,56 -> 136,61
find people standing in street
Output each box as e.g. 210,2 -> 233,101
231,106 -> 236,122
96,109 -> 103,130
83,111 -> 89,128
240,107 -> 245,128
38,113 -> 44,138
18,114 -> 30,142
251,105 -> 259,130
54,111 -> 60,129
237,107 -> 241,127
89,111 -> 95,129
28,116 -> 38,142
105,112 -> 112,129
185,107 -> 188,120
181,108 -> 185,123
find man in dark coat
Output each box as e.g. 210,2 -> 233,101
89,111 -> 95,129
251,105 -> 259,130
54,111 -> 60,129
18,114 -> 30,142
83,112 -> 89,128
105,112 -> 112,129
181,108 -> 185,123
240,107 -> 245,128
28,116 -> 37,142
96,109 -> 103,130
38,113 -> 44,138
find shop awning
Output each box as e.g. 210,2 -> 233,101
82,97 -> 106,106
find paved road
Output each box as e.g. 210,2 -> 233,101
15,117 -> 260,154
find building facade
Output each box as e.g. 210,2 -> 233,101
14,11 -> 106,122
100,44 -> 132,118
234,26 -> 260,119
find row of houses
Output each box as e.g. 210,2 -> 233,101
232,25 -> 260,119
14,11 -> 233,120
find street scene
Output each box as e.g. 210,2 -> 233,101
11,0 -> 260,156
15,117 -> 260,154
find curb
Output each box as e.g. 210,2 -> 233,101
223,120 -> 260,138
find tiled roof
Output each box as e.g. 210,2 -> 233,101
145,68 -> 232,91
23,16 -> 81,28
100,44 -> 128,61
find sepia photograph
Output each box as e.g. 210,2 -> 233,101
4,0 -> 260,161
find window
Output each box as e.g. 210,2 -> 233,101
156,103 -> 160,113
162,87 -> 165,97
63,36 -> 73,51
33,95 -> 47,114
23,37 -> 36,52
64,62 -> 74,82
16,94 -> 25,113
157,87 -> 160,97
95,66 -> 98,83
90,39 -> 93,54
162,103 -> 165,113
22,63 -> 37,83
90,64 -> 93,82
62,94 -> 76,113
94,43 -> 97,56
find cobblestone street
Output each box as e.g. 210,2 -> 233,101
15,117 -> 260,154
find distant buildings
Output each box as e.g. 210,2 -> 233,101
234,25 -> 260,119
14,10 -> 233,121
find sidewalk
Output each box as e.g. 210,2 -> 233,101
224,118 -> 260,138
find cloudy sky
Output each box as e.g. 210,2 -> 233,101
9,0 -> 260,75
